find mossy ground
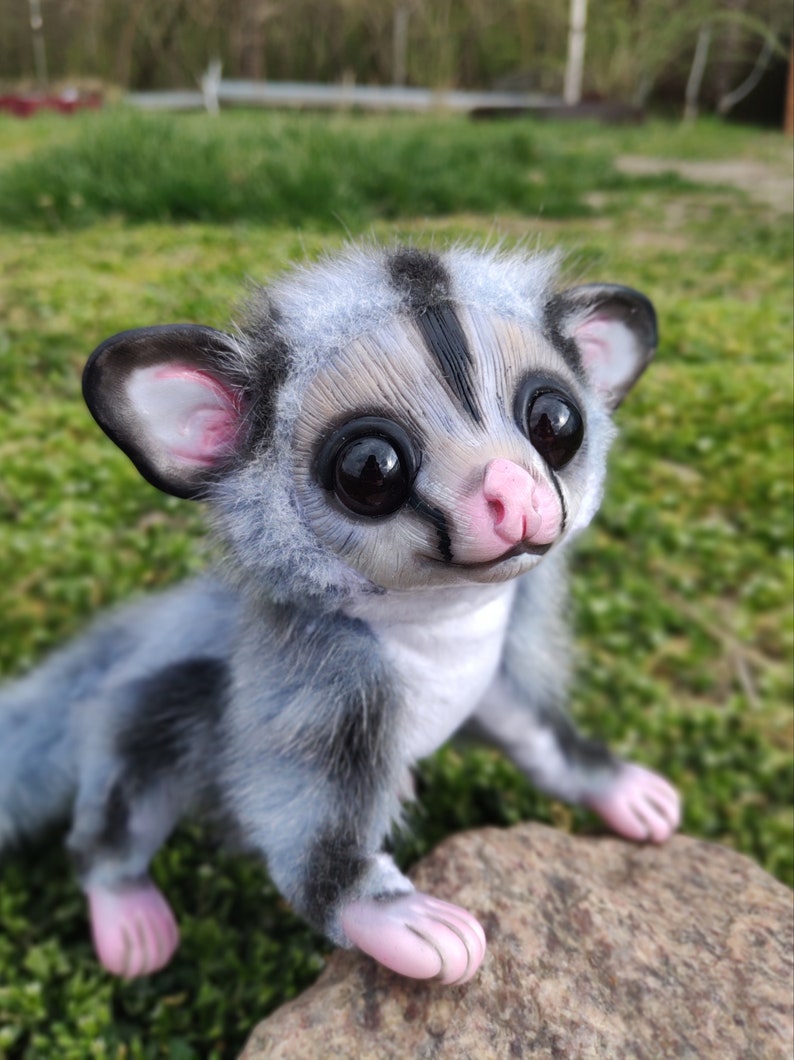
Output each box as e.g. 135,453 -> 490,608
0,110 -> 791,1058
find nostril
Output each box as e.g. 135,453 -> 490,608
488,499 -> 505,527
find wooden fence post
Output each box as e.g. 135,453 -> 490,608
785,36 -> 793,135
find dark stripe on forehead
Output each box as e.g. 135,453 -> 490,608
416,307 -> 481,423
387,249 -> 481,423
388,247 -> 450,305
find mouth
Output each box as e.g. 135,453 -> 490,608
456,539 -> 553,569
422,538 -> 553,570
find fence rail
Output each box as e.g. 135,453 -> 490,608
125,80 -> 559,115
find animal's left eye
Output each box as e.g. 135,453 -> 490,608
516,382 -> 584,469
316,417 -> 419,518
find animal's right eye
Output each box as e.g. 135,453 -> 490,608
515,380 -> 584,470
316,417 -> 419,518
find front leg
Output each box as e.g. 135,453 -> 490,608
224,754 -> 486,984
582,761 -> 681,844
473,561 -> 680,843
222,604 -> 486,984
474,672 -> 680,843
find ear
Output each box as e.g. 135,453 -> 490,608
546,284 -> 658,410
83,324 -> 246,499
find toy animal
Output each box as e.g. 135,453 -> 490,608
0,244 -> 680,984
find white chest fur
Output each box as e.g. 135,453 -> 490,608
346,582 -> 517,764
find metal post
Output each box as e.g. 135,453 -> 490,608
563,0 -> 588,105
28,0 -> 48,91
393,4 -> 409,87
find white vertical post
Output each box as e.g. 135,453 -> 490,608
684,23 -> 712,122
201,58 -> 223,116
28,0 -> 48,90
393,4 -> 409,86
563,0 -> 588,105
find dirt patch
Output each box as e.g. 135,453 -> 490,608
616,154 -> 793,213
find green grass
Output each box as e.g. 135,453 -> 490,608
0,108 -> 701,231
0,108 -> 791,1058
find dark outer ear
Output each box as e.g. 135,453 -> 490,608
545,284 -> 658,411
83,324 -> 246,499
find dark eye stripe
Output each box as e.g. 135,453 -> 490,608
408,494 -> 453,563
548,468 -> 568,535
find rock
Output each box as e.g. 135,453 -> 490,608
241,824 -> 793,1059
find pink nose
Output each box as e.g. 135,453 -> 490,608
481,459 -> 561,548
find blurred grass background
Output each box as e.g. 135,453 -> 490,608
0,108 -> 791,1058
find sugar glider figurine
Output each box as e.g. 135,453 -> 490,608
0,245 -> 680,984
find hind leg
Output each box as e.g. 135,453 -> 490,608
68,772 -> 182,977
67,650 -> 227,976
86,877 -> 179,979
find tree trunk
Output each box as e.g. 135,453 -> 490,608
234,1 -> 266,81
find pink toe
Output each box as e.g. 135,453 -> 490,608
586,764 -> 681,844
87,881 -> 180,978
342,892 -> 486,985
343,896 -> 444,979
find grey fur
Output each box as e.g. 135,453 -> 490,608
470,552 -> 618,803
1,244 -> 661,968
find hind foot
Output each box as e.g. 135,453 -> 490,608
87,878 -> 179,978
341,891 -> 486,985
585,762 -> 681,844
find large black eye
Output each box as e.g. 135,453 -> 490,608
316,417 -> 418,518
516,382 -> 584,469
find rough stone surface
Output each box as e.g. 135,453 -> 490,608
241,824 -> 793,1059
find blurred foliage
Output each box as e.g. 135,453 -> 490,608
0,109 -> 791,1057
0,0 -> 790,116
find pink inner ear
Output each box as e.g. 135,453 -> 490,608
573,314 -> 638,396
127,363 -> 243,467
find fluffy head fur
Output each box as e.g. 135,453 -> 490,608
83,244 -> 656,607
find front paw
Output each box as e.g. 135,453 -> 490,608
341,891 -> 486,985
87,879 -> 180,978
585,763 -> 681,844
